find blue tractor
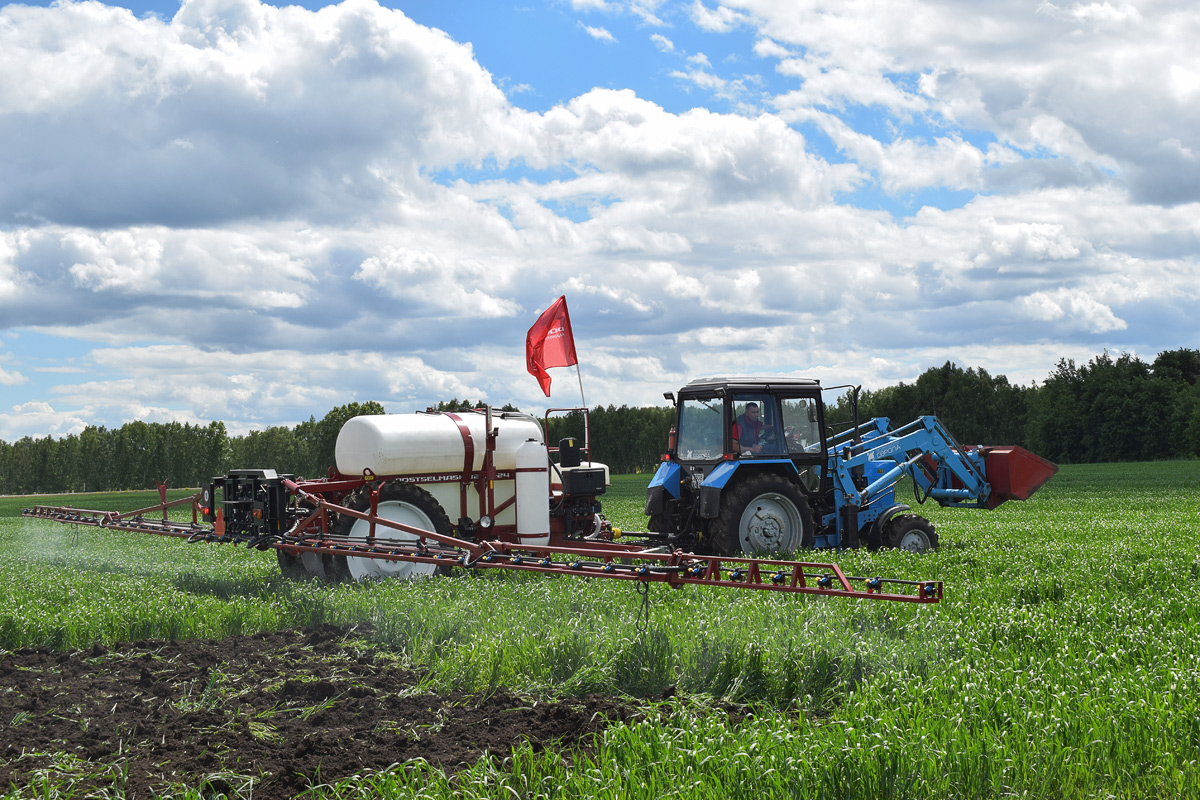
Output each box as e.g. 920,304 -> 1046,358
644,377 -> 1057,556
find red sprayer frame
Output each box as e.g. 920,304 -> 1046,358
21,476 -> 942,604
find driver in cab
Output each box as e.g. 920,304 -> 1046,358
733,402 -> 765,454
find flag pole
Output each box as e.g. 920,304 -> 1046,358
575,363 -> 589,457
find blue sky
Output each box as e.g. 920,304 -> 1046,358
2,0 -> 1198,439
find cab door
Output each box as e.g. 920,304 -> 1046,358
778,393 -> 827,492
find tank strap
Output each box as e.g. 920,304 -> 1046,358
443,413 -> 475,486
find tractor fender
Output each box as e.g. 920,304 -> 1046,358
698,459 -> 799,518
644,461 -> 683,516
867,503 -> 911,550
647,461 -> 683,497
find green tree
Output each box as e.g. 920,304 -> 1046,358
863,362 -> 1030,446
77,426 -> 113,492
1151,348 -> 1200,385
229,426 -> 308,475
199,421 -> 231,482
1026,359 -> 1083,463
429,398 -> 520,413
1152,349 -> 1200,459
546,404 -> 672,473
0,439 -> 11,494
1025,351 -> 1187,463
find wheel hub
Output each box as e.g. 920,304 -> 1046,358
346,501 -> 438,580
748,510 -> 784,544
738,493 -> 800,553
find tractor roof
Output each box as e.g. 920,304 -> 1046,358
681,376 -> 821,394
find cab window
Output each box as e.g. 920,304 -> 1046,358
781,397 -> 822,455
731,395 -> 784,455
676,397 -> 724,460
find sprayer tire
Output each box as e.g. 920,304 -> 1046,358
329,483 -> 453,582
883,514 -> 939,553
276,549 -> 309,581
711,473 -> 814,556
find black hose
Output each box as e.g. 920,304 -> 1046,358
246,533 -> 282,549
549,461 -> 567,510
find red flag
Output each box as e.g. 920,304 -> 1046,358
526,295 -> 578,396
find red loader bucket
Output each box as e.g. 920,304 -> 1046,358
978,446 -> 1058,509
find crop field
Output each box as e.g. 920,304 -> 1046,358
2,463 -> 1200,798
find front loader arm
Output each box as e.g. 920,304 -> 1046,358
829,416 -> 993,508
829,414 -> 1058,511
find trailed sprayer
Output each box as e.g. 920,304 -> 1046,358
22,376 -> 1057,605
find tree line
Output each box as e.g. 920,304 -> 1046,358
0,402 -> 384,496
3,349 -> 1199,495
858,349 -> 1200,464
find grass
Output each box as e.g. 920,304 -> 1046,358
3,463 -> 1200,797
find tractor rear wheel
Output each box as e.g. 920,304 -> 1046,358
329,483 -> 453,582
883,514 -> 939,553
711,473 -> 814,556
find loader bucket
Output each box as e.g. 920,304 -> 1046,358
979,446 -> 1058,509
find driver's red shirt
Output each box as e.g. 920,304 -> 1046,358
732,415 -> 763,449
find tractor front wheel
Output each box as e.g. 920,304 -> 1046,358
711,474 -> 814,556
883,514 -> 939,553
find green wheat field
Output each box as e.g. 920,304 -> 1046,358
2,462 -> 1199,798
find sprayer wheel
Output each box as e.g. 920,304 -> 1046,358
883,514 -> 939,553
329,483 -> 453,582
276,549 -> 308,581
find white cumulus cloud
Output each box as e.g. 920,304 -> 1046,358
0,0 -> 1196,439
582,24 -> 616,42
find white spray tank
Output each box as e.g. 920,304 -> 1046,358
335,411 -> 543,476
514,438 -> 550,546
334,410 -> 546,533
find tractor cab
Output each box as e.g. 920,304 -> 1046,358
646,377 -> 829,554
671,377 -> 826,467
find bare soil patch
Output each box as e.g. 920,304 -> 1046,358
0,625 -> 639,799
